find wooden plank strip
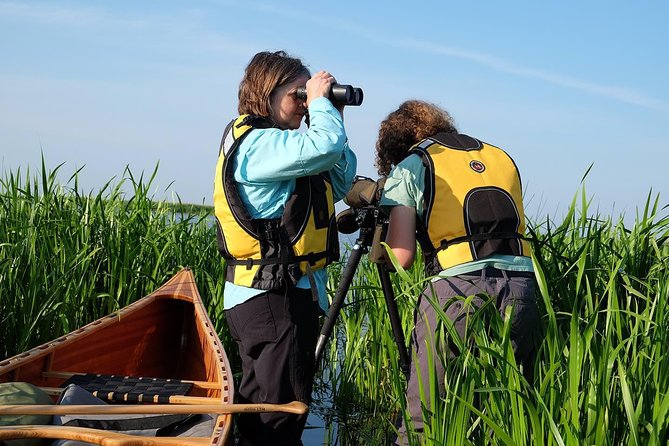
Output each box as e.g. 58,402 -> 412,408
42,371 -> 222,390
37,387 -> 221,405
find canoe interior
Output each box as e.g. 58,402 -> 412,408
0,269 -> 233,445
2,299 -> 219,395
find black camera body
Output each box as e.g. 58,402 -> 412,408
296,84 -> 364,106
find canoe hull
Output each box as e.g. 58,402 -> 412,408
0,268 -> 233,445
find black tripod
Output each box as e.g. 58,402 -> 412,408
314,208 -> 410,376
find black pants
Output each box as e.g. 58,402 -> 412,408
224,286 -> 319,446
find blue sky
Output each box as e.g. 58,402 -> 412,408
1,0 -> 667,221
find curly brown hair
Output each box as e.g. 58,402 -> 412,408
375,100 -> 457,176
238,51 -> 310,117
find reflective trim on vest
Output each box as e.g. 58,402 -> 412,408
213,115 -> 339,289
412,133 -> 531,275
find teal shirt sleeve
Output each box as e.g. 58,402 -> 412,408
329,140 -> 357,202
235,97 -> 349,183
379,154 -> 425,217
233,97 -> 355,219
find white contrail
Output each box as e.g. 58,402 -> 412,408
2,0 -> 666,112
241,1 -> 669,113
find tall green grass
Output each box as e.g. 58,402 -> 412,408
316,188 -> 669,445
0,161 -> 228,359
2,163 -> 668,445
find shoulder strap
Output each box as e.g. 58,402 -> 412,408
430,132 -> 482,151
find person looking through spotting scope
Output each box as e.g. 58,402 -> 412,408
376,100 -> 541,444
213,50 -> 357,445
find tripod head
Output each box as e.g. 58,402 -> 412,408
336,176 -> 389,264
336,176 -> 385,233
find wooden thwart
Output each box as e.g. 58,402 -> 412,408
0,400 -> 308,415
43,371 -> 222,390
38,387 -> 221,405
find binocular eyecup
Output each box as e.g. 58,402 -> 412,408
296,84 -> 363,106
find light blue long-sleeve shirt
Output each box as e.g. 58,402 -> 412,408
223,97 -> 357,311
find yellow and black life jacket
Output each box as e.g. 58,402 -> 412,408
213,115 -> 340,290
411,132 -> 532,275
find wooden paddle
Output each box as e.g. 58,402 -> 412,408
0,400 -> 308,415
0,425 -> 209,445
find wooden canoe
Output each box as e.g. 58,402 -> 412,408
0,268 -> 235,445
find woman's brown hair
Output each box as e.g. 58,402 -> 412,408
375,100 -> 457,176
237,51 -> 310,117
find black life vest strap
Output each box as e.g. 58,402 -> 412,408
438,232 -> 526,251
226,251 -> 329,270
415,221 -> 434,254
293,251 -> 329,265
235,115 -> 276,129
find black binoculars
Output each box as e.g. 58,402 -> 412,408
296,84 -> 364,106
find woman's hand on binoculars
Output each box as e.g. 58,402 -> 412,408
305,70 -> 335,107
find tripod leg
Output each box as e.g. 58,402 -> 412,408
315,240 -> 366,367
377,264 -> 410,376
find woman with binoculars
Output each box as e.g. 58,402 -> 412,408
213,50 -> 356,445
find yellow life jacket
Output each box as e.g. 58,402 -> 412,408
213,115 -> 340,290
410,132 -> 532,275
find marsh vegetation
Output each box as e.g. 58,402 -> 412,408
1,164 -> 667,445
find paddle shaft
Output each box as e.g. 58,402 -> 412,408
0,400 -> 308,416
0,425 -> 210,445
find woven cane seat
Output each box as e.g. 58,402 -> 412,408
61,374 -> 193,404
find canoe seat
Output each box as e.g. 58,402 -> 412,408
61,374 -> 193,404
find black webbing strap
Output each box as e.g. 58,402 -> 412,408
226,251 -> 329,270
438,232 -> 526,251
235,115 -> 275,129
292,251 -> 329,266
61,374 -> 192,404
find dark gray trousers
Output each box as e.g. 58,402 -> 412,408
397,267 -> 541,444
225,286 -> 318,446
